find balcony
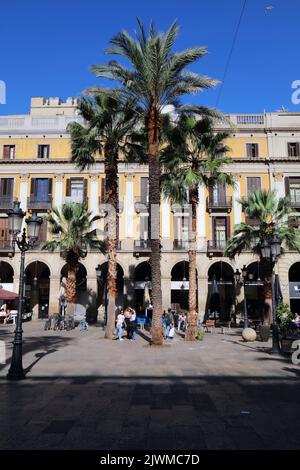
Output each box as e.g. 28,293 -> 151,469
173,240 -> 189,250
0,195 -> 14,211
134,240 -> 151,251
27,195 -> 52,210
290,197 -> 300,209
134,197 -> 149,213
207,197 -> 232,213
207,240 -> 227,256
0,239 -> 13,253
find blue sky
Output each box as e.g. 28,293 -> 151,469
0,0 -> 299,115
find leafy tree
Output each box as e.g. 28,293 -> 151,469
42,203 -> 105,314
226,190 -> 300,324
90,19 -> 219,344
161,115 -> 233,339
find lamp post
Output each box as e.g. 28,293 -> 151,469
96,266 -> 107,327
6,202 -> 42,380
260,233 -> 282,355
234,265 -> 249,329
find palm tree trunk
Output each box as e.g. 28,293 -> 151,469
148,107 -> 163,345
66,264 -> 77,318
185,188 -> 198,341
104,153 -> 119,339
260,258 -> 273,325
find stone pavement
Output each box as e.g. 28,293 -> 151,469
0,321 -> 299,450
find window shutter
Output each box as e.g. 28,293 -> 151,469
30,178 -> 36,196
83,178 -> 88,199
3,146 -> 10,160
246,144 -> 251,158
296,143 -> 300,157
226,217 -> 230,239
218,181 -> 226,201
66,178 -> 71,197
285,177 -> 290,196
48,178 -> 53,196
5,178 -> 13,196
254,144 -> 259,158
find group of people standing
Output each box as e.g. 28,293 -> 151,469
116,307 -> 137,341
162,308 -> 188,339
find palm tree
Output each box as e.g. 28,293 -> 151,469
42,203 -> 105,313
68,94 -> 141,338
90,19 -> 219,344
161,115 -> 233,340
226,190 -> 300,324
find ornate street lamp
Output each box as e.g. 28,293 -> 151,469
6,202 -> 42,380
260,234 -> 282,355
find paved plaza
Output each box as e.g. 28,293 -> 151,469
0,321 -> 300,450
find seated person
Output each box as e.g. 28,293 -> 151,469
293,313 -> 300,327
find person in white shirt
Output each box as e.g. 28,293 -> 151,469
116,310 -> 125,340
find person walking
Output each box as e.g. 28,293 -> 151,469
129,307 -> 137,342
116,309 -> 125,341
164,308 -> 174,339
124,307 -> 132,339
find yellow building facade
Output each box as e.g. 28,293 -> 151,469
0,97 -> 300,322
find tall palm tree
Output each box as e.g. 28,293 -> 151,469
226,190 -> 300,324
68,94 -> 141,338
161,115 -> 233,340
42,203 -> 105,312
90,19 -> 219,344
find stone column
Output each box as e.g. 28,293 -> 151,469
162,277 -> 171,311
197,276 -> 208,322
273,173 -> 285,198
48,277 -> 61,315
125,175 -> 134,238
197,186 -> 206,250
90,175 -> 99,218
233,175 -> 242,225
54,174 -> 63,208
19,174 -> 29,230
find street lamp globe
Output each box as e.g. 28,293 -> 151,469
270,233 -> 281,259
234,269 -> 241,284
7,201 -> 25,236
261,239 -> 271,259
242,265 -> 248,279
26,212 -> 43,241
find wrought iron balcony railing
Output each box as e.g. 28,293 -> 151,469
134,239 -> 151,250
0,195 -> 14,210
207,240 -> 227,253
206,196 -> 232,212
27,195 -> 52,210
173,240 -> 189,250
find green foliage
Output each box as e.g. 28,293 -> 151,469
88,19 -> 220,118
42,203 -> 106,263
195,329 -> 204,341
161,115 -> 234,204
276,303 -> 293,327
226,189 -> 300,259
67,93 -> 144,170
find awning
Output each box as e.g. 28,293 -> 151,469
0,288 -> 18,300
